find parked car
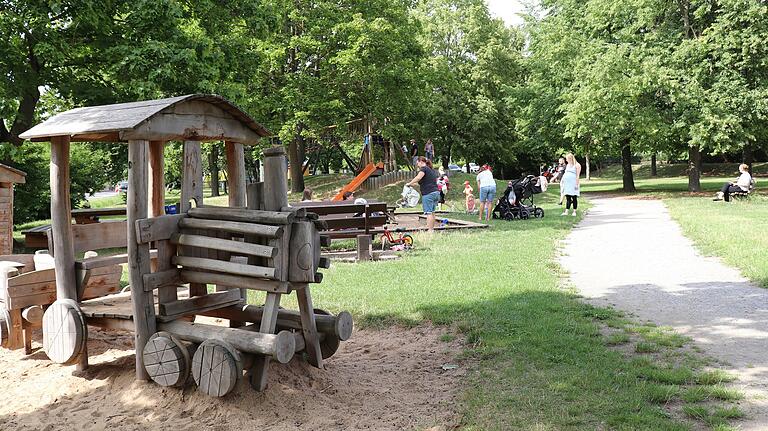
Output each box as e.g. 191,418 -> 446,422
447,164 -> 462,172
468,163 -> 480,173
115,180 -> 128,193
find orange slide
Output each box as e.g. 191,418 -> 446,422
332,163 -> 383,201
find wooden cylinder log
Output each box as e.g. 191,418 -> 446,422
179,218 -> 283,238
225,141 -> 247,208
192,339 -> 242,397
21,305 -> 44,325
171,233 -> 277,258
202,305 -> 353,341
357,234 -> 372,261
158,320 -> 295,364
188,207 -> 293,225
49,136 -> 77,301
127,139 -> 156,380
262,147 -> 288,212
42,299 -> 87,365
172,256 -> 276,279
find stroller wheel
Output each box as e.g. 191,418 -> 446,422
503,211 -> 515,221
534,208 -> 544,218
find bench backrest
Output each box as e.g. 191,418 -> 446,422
291,202 -> 388,232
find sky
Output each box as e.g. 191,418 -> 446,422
486,0 -> 528,26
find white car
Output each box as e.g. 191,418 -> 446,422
447,164 -> 462,172
468,163 -> 480,173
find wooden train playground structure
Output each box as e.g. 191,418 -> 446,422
0,95 -> 353,397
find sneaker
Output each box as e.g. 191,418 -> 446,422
561,211 -> 568,216
571,211 -> 577,217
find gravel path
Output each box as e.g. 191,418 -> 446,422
560,197 -> 768,429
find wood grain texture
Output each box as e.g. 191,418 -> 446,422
171,233 -> 277,258
172,256 -> 276,279
143,331 -> 190,387
188,207 -> 293,225
192,339 -> 242,397
225,141 -> 247,208
127,139 -> 156,380
181,141 -> 206,298
42,299 -> 86,364
179,218 -> 282,238
148,140 -> 166,217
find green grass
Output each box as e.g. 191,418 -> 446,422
243,183 -> 739,430
664,196 -> 768,287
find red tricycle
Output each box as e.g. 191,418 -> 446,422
380,226 -> 414,250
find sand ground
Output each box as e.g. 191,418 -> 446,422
0,323 -> 465,430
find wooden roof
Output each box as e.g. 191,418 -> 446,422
19,94 -> 271,145
0,163 -> 26,184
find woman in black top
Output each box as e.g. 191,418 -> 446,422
407,156 -> 440,232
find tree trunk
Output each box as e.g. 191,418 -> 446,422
584,152 -> 591,181
742,146 -> 754,174
651,153 -> 658,177
687,145 -> 701,192
289,131 -> 305,193
209,144 -> 220,197
621,140 -> 636,193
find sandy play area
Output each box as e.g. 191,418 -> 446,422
0,323 -> 465,430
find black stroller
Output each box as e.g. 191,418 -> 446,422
492,175 -> 545,220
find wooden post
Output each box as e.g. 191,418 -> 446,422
127,139 -> 156,380
50,136 -> 88,370
224,142 -> 249,317
49,136 -> 77,301
148,141 -> 165,217
225,141 -> 247,207
357,234 -> 372,261
249,147 -> 288,391
181,141 -> 206,297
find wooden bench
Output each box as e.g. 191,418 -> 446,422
0,220 -> 131,352
732,179 -> 757,199
23,208 -> 129,249
291,201 -> 389,260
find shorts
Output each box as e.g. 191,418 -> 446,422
479,186 -> 496,203
422,191 -> 441,214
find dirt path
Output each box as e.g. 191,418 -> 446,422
560,197 -> 768,429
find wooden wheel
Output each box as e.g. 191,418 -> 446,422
143,331 -> 190,387
0,306 -> 11,348
192,339 -> 242,397
42,299 -> 87,364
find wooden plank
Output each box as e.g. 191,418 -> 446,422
171,233 -> 277,258
143,268 -> 181,292
154,239 -> 178,304
181,140 -> 206,298
148,140 -> 166,217
188,207 -> 293,225
71,221 -> 128,253
123,112 -> 263,145
158,289 -> 242,319
7,291 -> 56,310
7,268 -> 56,288
180,270 -> 289,293
49,136 -> 77,301
71,207 -> 126,217
127,139 -> 156,380
296,285 -> 323,368
172,256 -> 276,279
75,249 -> 159,269
250,292 -> 281,391
179,218 -> 282,238
135,214 -> 185,244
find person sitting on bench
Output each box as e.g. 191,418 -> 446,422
714,164 -> 752,202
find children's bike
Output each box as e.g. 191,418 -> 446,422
380,227 -> 414,250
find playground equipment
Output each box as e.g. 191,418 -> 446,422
15,94 -> 351,396
0,164 -> 26,255
380,227 -> 413,250
332,162 -> 384,201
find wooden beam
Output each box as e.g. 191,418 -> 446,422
171,233 -> 277,258
135,214 -> 185,244
173,255 -> 276,279
158,320 -> 295,364
127,139 -> 156,381
179,218 -> 283,238
158,289 -> 242,320
181,141 -> 206,297
180,270 -> 289,293
148,140 -> 165,217
188,207 -> 293,225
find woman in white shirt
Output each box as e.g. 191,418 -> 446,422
476,164 -> 496,221
715,164 -> 752,202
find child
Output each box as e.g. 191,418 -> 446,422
436,169 -> 450,211
463,181 -> 475,213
